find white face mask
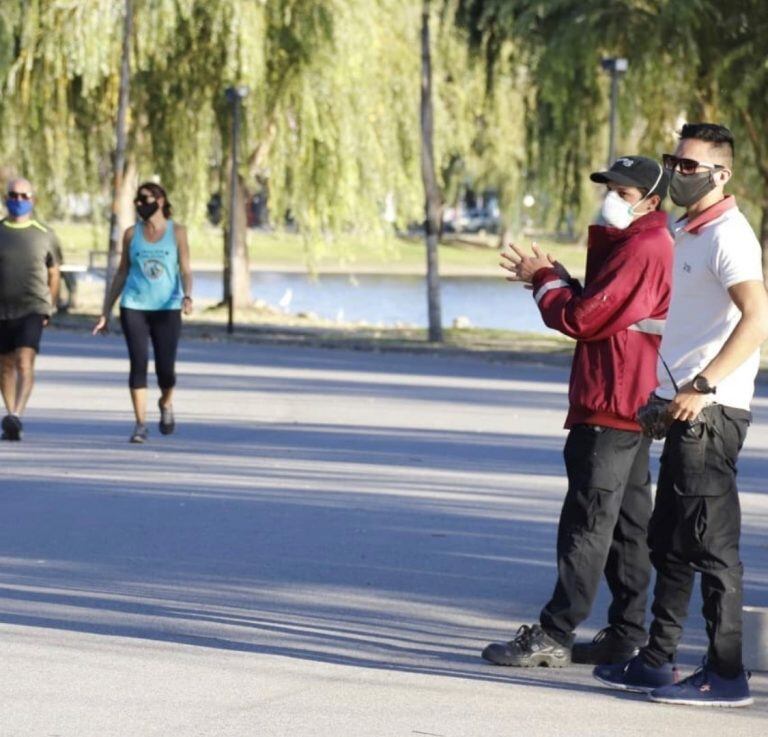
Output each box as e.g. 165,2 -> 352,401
600,160 -> 664,230
601,191 -> 637,229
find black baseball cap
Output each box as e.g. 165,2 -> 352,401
590,155 -> 669,200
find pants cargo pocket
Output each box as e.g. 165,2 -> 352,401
563,425 -> 628,493
720,406 -> 749,457
666,410 -> 745,560
562,425 -> 630,536
669,421 -> 711,496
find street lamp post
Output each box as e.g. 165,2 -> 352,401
600,57 -> 628,167
225,85 -> 249,334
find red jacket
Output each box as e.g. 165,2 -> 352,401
531,210 -> 674,431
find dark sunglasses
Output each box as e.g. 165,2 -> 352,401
7,191 -> 32,200
134,193 -> 156,206
662,154 -> 725,175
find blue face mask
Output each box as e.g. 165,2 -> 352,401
5,198 -> 33,217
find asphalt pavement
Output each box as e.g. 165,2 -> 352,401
1,331 -> 766,736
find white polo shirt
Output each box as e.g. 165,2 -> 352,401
656,197 -> 764,411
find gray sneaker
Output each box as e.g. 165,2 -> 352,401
158,400 -> 175,435
482,624 -> 571,667
130,423 -> 148,444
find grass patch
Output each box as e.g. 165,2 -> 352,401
51,220 -> 588,276
55,280 -> 575,358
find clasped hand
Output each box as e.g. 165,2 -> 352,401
500,243 -> 570,286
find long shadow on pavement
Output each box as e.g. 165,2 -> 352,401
2,333 -> 766,714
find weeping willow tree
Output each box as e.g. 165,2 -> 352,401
0,1 -> 424,303
130,0 -> 266,304
694,0 -> 768,277
456,0 -> 768,259
0,0 -> 530,318
455,0 -> 612,235
435,2 -> 527,240
525,0 -> 768,275
0,1 -> 123,205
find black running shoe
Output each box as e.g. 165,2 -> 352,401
1,414 -> 22,441
482,624 -> 571,667
130,423 -> 148,444
158,400 -> 175,435
571,627 -> 641,665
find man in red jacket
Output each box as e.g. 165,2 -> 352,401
482,156 -> 673,667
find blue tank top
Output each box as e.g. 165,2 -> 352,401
120,220 -> 183,310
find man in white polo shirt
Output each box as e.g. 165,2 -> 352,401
594,123 -> 768,707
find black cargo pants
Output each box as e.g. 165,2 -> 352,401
540,424 -> 653,646
641,405 -> 750,678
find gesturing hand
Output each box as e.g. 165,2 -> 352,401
500,243 -> 557,284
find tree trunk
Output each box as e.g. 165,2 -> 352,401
498,224 -> 514,251
117,157 -> 137,238
222,165 -> 251,308
761,202 -> 768,287
233,173 -> 251,306
103,0 -> 132,314
420,0 -> 442,342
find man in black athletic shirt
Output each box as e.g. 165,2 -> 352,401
0,177 -> 61,440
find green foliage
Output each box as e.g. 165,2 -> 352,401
53,217 -> 586,274
0,0 -> 530,240
2,0 -> 766,245
455,0 -> 768,234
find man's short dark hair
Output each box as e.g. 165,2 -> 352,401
679,123 -> 734,166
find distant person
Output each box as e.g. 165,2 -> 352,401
483,156 -> 673,667
594,124 -> 768,707
93,182 -> 193,443
0,177 -> 61,441
206,192 -> 222,226
55,244 -> 79,312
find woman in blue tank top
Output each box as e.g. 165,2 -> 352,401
93,182 -> 193,443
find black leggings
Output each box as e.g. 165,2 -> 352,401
120,308 -> 181,390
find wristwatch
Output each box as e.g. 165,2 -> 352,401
691,374 -> 716,394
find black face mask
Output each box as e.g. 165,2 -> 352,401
669,170 -> 718,209
136,201 -> 159,221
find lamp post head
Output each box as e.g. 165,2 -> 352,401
225,85 -> 250,102
600,57 -> 629,75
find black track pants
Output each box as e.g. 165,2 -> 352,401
120,307 -> 181,390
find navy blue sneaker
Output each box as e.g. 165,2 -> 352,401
593,655 -> 677,693
650,662 -> 753,707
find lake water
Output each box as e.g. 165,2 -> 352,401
194,271 -> 554,333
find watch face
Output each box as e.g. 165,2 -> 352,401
693,376 -> 711,393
